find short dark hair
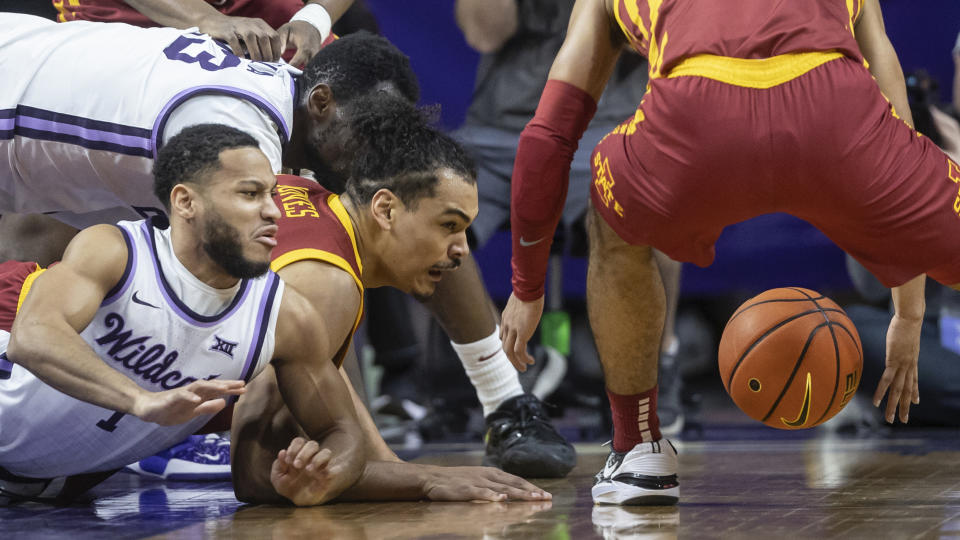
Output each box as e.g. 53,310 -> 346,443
300,31 -> 420,104
153,124 -> 260,210
344,96 -> 477,209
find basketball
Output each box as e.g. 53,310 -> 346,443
718,287 -> 863,429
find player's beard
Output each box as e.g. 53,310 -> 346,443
201,210 -> 270,279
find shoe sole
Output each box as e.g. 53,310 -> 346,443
592,480 -> 679,506
484,447 -> 576,478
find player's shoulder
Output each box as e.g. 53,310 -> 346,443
57,224 -> 130,284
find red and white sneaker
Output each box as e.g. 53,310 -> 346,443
592,439 -> 679,505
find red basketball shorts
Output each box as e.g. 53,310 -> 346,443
590,51 -> 960,287
0,261 -> 42,333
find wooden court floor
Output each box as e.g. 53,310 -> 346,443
4,428 -> 960,539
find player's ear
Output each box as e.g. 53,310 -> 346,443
170,183 -> 199,220
306,83 -> 335,121
370,188 -> 399,230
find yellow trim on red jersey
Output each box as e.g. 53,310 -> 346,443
613,0 -> 649,52
16,265 -> 45,315
325,193 -> 363,276
665,50 -> 845,89
270,248 -> 365,341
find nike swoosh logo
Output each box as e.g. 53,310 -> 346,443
478,350 -> 499,362
197,453 -> 222,462
132,291 -> 160,309
519,236 -> 544,247
781,372 -> 813,428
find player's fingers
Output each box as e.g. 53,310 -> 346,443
257,32 -> 279,62
272,450 -> 289,476
293,440 -> 321,468
286,437 -> 308,463
485,469 -> 550,497
473,488 -> 508,502
502,328 -> 523,371
307,448 -> 332,472
240,29 -> 264,60
872,370 -> 894,407
288,48 -> 311,70
898,371 -> 914,423
491,484 -> 549,501
884,370 -> 906,423
277,25 -> 292,55
193,397 -> 227,417
225,34 -> 245,58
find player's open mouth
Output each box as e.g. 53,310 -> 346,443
254,226 -> 278,247
428,269 -> 444,281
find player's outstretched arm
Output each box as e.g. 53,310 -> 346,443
873,274 -> 924,423
265,285 -> 366,506
336,461 -> 551,502
503,0 -> 624,369
278,260 -> 402,463
7,225 -> 245,424
855,0 -> 924,424
124,0 -> 281,62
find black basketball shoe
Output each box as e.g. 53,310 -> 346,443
482,394 -> 576,478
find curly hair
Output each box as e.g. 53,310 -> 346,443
153,124 -> 260,210
300,31 -> 420,104
344,96 -> 476,209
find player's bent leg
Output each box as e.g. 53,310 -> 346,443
586,205 -> 678,505
423,254 -> 576,478
653,251 -> 684,436
0,213 -> 77,266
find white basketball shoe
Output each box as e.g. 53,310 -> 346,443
592,439 -> 679,505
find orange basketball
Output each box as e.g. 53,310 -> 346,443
718,287 -> 863,429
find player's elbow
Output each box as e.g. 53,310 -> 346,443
6,321 -> 45,370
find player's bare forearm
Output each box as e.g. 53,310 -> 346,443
455,0 -> 518,53
306,0 -> 353,23
9,311 -> 146,414
855,0 -> 913,127
891,274 -> 926,322
123,0 -> 222,29
8,226 -> 143,414
546,0 -> 624,101
340,367 -> 402,462
271,289 -> 366,500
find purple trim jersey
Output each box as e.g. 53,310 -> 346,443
0,219 -> 283,478
0,13 -> 296,227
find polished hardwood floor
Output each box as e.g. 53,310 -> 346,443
4,425 -> 960,539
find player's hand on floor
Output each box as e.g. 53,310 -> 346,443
500,293 -> 544,372
133,379 -> 245,425
271,437 -> 349,506
873,313 -> 922,423
278,21 -> 323,69
197,14 -> 282,62
420,464 -> 552,502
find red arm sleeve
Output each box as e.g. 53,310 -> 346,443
510,79 -> 597,301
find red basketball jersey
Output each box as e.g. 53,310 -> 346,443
271,175 -> 364,367
612,0 -> 865,79
53,0 -> 302,30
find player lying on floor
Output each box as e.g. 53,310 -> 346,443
0,123 -> 549,506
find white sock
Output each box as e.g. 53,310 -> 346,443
451,326 -> 525,417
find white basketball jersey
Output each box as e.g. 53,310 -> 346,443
0,218 -> 284,478
0,14 -> 296,227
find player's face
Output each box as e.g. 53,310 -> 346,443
198,147 -> 281,278
387,169 -> 478,298
305,105 -> 353,192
